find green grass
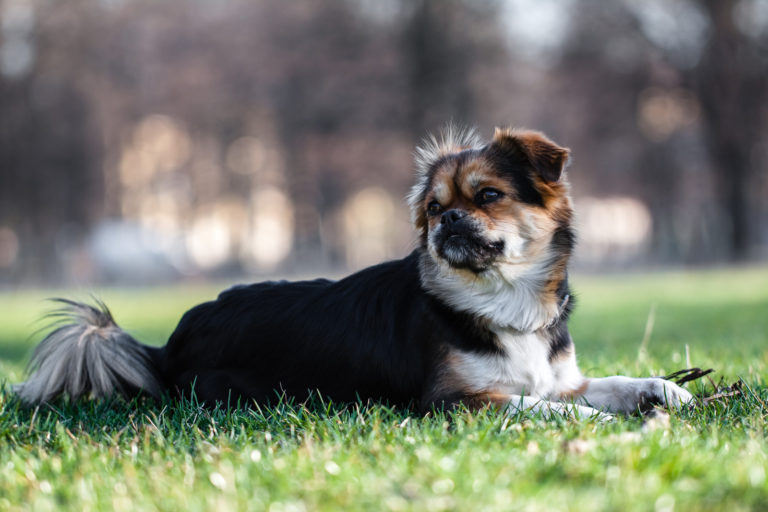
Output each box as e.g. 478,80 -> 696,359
1,267 -> 767,511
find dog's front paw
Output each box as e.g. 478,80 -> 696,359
556,402 -> 615,422
639,378 -> 694,410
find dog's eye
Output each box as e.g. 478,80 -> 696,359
427,200 -> 442,216
476,188 -> 502,205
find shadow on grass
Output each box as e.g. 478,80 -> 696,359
0,387 -> 432,448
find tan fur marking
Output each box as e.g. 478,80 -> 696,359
542,255 -> 569,302
432,181 -> 450,205
558,380 -> 589,400
549,344 -> 574,365
531,174 -> 573,213
457,160 -> 498,194
423,352 -> 469,407
463,391 -> 513,410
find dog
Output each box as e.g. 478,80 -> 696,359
16,126 -> 694,419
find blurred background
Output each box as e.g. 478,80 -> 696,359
1,0 -> 767,286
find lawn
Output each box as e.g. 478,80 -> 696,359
1,267 -> 767,511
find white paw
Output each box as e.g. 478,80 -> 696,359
550,402 -> 615,422
590,409 -> 615,423
640,378 -> 694,409
508,397 -> 614,422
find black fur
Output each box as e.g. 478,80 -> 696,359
546,280 -> 574,362
152,249 -> 499,410
483,143 -> 545,207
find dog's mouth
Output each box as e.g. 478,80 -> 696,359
434,226 -> 505,273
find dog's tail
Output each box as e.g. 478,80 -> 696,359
15,299 -> 163,404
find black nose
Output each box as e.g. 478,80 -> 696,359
441,209 -> 468,225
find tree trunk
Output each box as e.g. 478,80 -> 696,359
696,0 -> 767,261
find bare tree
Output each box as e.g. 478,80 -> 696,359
693,0 -> 768,260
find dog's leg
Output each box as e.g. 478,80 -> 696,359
573,376 -> 694,414
507,394 -> 613,421
463,392 -> 612,421
552,349 -> 694,414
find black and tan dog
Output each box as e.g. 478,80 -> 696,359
16,126 -> 693,418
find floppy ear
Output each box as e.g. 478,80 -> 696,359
490,128 -> 570,183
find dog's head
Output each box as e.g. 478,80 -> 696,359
409,126 -> 574,329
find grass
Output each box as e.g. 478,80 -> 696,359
1,266 -> 767,511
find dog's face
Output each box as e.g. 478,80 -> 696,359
410,127 -> 573,278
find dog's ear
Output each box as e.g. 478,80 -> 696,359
490,128 -> 570,183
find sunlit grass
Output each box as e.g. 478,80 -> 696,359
1,265 -> 767,511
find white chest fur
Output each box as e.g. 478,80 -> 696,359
420,259 -> 559,332
453,329 -> 558,398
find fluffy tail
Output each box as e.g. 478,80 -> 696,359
15,299 -> 162,404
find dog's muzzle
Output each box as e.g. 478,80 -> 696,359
433,210 -> 505,272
